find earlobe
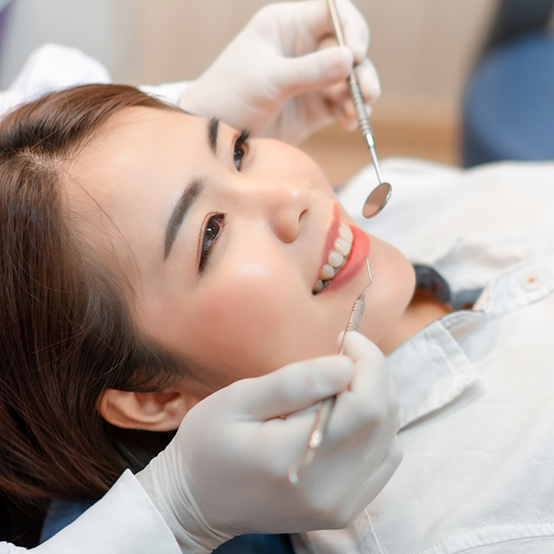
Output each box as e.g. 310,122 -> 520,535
98,389 -> 194,431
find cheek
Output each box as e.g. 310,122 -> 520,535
188,259 -> 311,377
188,255 -> 346,378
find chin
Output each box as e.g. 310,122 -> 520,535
358,235 -> 415,345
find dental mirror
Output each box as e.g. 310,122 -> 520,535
326,0 -> 392,219
362,182 -> 392,218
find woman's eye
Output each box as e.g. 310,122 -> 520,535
233,130 -> 250,171
199,214 -> 225,271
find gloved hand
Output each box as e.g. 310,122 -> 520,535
137,332 -> 401,553
180,0 -> 380,145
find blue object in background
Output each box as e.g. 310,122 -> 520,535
462,32 -> 554,166
462,0 -> 554,167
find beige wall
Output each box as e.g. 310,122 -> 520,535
0,0 -> 508,177
128,0 -> 499,122
126,0 -> 502,171
0,0 -> 499,123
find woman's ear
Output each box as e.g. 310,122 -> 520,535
98,389 -> 200,431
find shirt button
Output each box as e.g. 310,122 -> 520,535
519,270 -> 541,291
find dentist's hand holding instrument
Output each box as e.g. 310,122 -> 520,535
138,334 -> 402,553
181,0 -> 380,145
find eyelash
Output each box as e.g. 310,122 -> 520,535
199,213 -> 226,272
234,130 -> 250,171
198,130 -> 248,271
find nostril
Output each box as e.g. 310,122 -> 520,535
266,177 -> 312,242
272,206 -> 306,244
293,208 -> 306,237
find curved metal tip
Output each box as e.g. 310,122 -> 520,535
364,256 -> 373,286
363,182 -> 392,219
359,257 -> 373,297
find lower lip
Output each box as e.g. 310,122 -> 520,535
319,226 -> 370,295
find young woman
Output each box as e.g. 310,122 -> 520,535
0,83 -> 401,554
1,84 -> 553,553
0,0 -> 397,550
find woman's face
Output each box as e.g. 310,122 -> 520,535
68,107 -> 414,385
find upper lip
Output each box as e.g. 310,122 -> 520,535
314,202 -> 341,289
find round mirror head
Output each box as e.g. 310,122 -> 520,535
362,182 -> 392,219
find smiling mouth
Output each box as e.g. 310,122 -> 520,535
313,222 -> 354,294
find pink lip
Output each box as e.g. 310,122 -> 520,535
323,226 -> 370,293
315,208 -> 371,295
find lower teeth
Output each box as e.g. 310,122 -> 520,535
313,256 -> 348,294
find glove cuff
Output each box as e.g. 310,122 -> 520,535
137,457 -> 231,554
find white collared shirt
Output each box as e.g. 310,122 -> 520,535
300,160 -> 554,553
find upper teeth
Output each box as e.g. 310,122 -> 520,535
313,223 -> 354,294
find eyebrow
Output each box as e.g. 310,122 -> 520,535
164,178 -> 204,260
163,119 -> 219,261
208,117 -> 219,156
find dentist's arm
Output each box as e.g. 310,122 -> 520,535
138,331 -> 402,553
1,1 -> 378,146
180,0 -> 381,145
1,332 -> 400,553
1,471 -> 181,554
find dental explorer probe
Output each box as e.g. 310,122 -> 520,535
326,0 -> 392,219
303,257 -> 373,468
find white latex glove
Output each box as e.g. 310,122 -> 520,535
180,0 -> 381,145
137,332 -> 401,553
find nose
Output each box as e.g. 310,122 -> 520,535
256,176 -> 312,243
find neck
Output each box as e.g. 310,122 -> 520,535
377,289 -> 453,355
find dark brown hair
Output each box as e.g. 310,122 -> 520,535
0,85 -> 207,506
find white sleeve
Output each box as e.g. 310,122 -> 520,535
0,544 -> 30,554
0,542 -> 27,553
0,44 -> 111,117
139,81 -> 189,108
0,44 -> 191,116
1,471 -> 180,554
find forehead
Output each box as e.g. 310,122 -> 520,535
72,107 -> 206,177
63,107 -> 207,264
65,106 -> 206,215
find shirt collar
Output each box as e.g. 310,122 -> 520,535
390,256 -> 554,429
388,317 -> 479,429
